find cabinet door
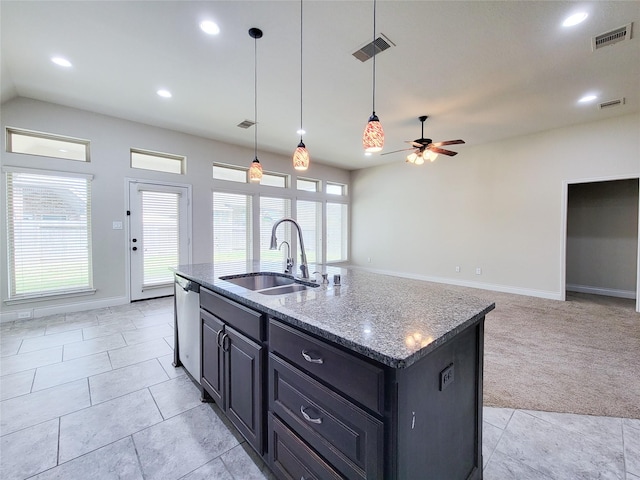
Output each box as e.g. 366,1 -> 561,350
225,325 -> 263,454
201,310 -> 224,406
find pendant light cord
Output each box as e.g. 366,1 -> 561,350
254,34 -> 258,160
300,0 -> 304,142
372,0 -> 376,115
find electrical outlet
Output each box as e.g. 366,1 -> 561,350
18,311 -> 32,319
440,363 -> 454,391
455,266 -> 460,273
112,221 -> 123,230
475,267 -> 482,275
367,257 -> 371,263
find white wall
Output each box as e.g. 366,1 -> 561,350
0,97 -> 350,320
351,112 -> 640,299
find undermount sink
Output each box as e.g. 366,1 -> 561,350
257,284 -> 310,295
219,273 -> 295,290
219,272 -> 319,296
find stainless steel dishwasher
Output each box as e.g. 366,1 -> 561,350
174,275 -> 201,384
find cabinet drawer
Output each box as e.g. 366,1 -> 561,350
201,287 -> 264,341
270,354 -> 383,480
269,320 -> 384,415
269,413 -> 342,480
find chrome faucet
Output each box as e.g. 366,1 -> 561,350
270,218 -> 309,279
279,241 -> 294,274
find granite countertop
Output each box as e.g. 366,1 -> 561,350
173,261 -> 495,369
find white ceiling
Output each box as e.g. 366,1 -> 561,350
1,1 -> 639,170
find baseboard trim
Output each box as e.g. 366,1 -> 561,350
566,284 -> 636,299
349,266 -> 563,300
0,295 -> 131,324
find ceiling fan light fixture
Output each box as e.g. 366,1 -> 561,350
426,150 -> 438,162
414,155 -> 425,166
406,152 -> 417,164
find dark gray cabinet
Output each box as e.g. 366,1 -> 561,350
200,287 -> 265,454
268,317 -> 485,480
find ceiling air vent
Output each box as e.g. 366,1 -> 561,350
592,23 -> 633,51
352,33 -> 395,62
237,120 -> 255,129
599,98 -> 625,110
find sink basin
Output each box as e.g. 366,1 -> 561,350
257,284 -> 310,295
219,273 -> 295,290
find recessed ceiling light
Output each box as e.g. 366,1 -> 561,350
296,128 -> 306,135
578,94 -> 597,103
364,152 -> 372,157
563,12 -> 588,27
157,89 -> 172,98
200,20 -> 220,35
51,56 -> 72,67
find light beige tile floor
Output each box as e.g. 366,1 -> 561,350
0,297 -> 638,480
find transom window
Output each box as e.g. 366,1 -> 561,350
131,148 -> 185,174
6,127 -> 90,162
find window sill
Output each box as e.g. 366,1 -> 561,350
4,288 -> 97,306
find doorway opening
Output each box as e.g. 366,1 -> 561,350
564,177 -> 639,312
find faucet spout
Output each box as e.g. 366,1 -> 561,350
270,217 -> 309,279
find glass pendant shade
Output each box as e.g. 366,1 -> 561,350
426,150 -> 438,162
293,141 -> 310,171
406,152 -> 417,164
249,158 -> 263,183
414,154 -> 425,165
362,113 -> 384,153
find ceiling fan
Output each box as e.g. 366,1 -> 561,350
382,115 -> 465,165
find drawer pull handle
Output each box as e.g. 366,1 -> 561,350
300,406 -> 322,424
301,350 -> 324,364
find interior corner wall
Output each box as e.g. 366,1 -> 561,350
350,112 -> 640,299
0,97 -> 350,320
566,179 -> 639,297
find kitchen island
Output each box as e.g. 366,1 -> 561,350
173,262 -> 495,480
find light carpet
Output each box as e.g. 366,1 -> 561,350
473,289 -> 640,419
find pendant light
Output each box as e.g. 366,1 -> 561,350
362,0 -> 384,153
248,27 -> 263,183
293,0 -> 310,171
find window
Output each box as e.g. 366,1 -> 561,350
327,182 -> 347,196
213,192 -> 252,264
5,169 -> 93,298
297,200 -> 321,263
326,202 -> 348,262
261,172 -> 288,188
297,178 -> 320,192
213,163 -> 247,183
7,127 -> 90,162
131,149 -> 184,174
140,190 -> 180,286
260,197 -> 291,263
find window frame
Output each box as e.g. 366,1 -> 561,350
130,148 -> 185,174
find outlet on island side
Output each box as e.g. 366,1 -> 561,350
440,363 -> 454,391
475,267 -> 482,275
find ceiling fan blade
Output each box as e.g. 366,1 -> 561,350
404,140 -> 424,148
431,139 -> 465,147
428,146 -> 458,156
381,147 -> 415,156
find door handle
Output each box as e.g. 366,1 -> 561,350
221,333 -> 231,352
216,329 -> 224,347
300,406 -> 322,424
